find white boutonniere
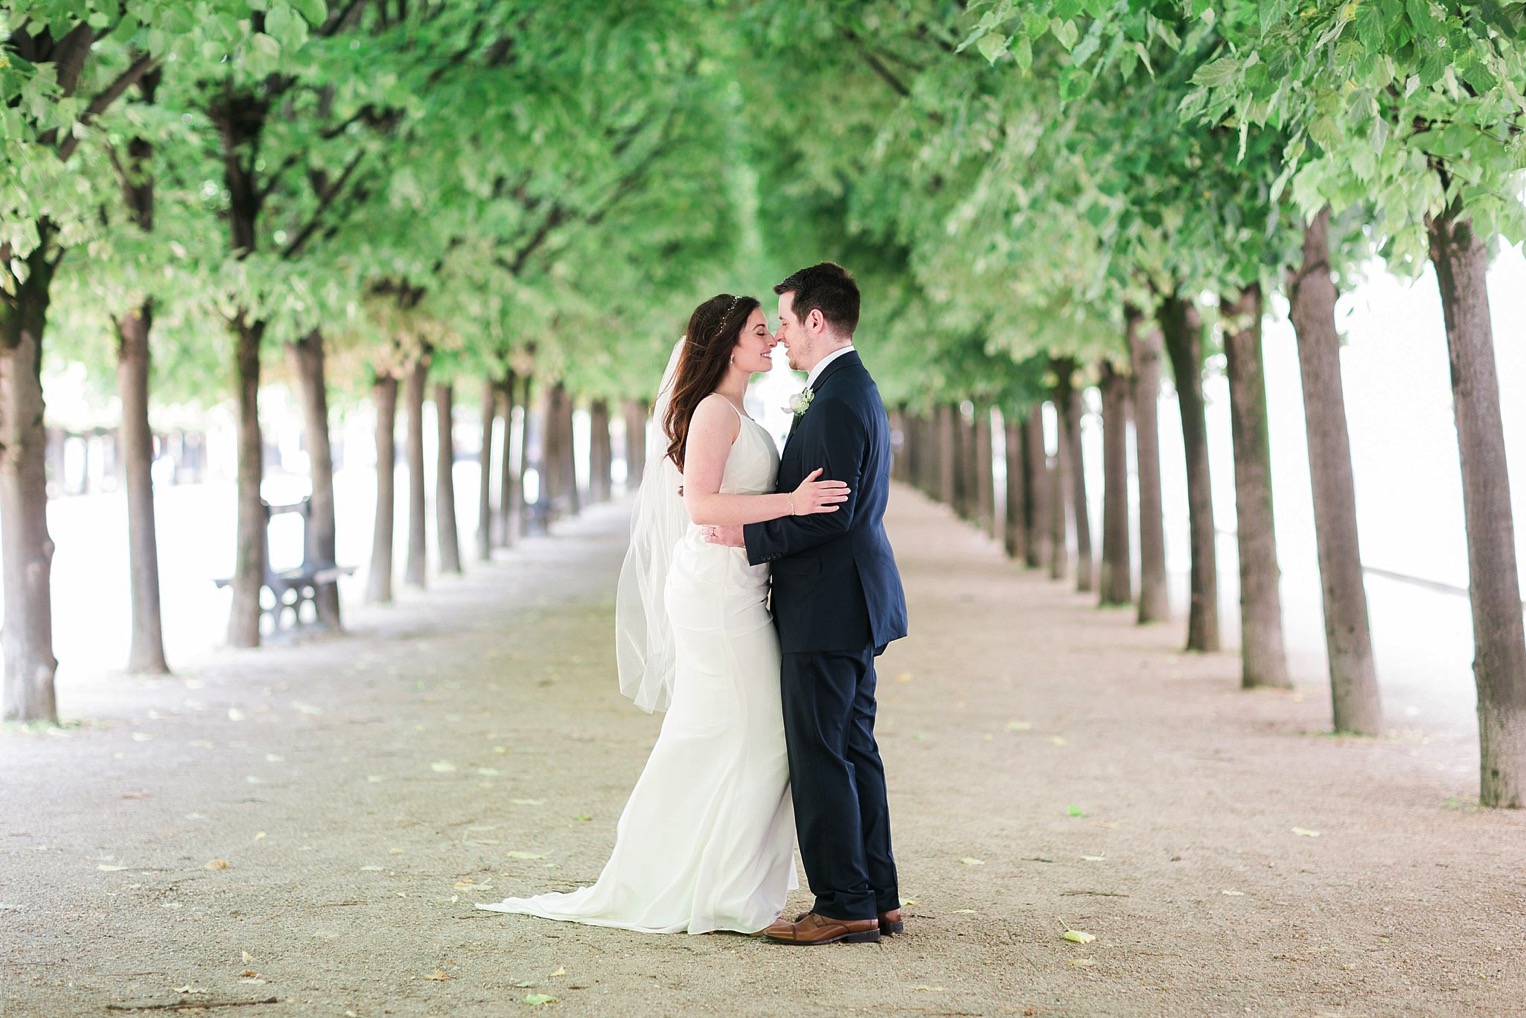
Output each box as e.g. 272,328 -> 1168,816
785,387 -> 814,417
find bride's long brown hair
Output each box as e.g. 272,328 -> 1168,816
663,293 -> 761,473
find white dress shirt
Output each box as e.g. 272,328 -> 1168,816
805,345 -> 856,390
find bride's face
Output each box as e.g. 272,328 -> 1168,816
729,307 -> 775,375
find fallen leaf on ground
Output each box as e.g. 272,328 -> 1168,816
477,767 -> 500,777
951,908 -> 978,914
507,851 -> 546,860
431,761 -> 457,773
454,881 -> 492,890
1005,720 -> 1032,731
1050,736 -> 1067,746
1222,889 -> 1245,896
524,994 -> 557,1005
227,709 -> 246,721
510,799 -> 545,806
549,967 -> 566,977
895,673 -> 913,683
913,986 -> 946,992
360,865 -> 385,871
1062,930 -> 1096,944
959,857 -> 984,866
423,969 -> 449,982
97,864 -> 127,872
1067,958 -> 1095,967
1291,827 -> 1321,837
1080,855 -> 1105,862
1067,805 -> 1089,818
242,952 -> 255,964
131,733 -> 154,742
171,985 -> 204,994
205,859 -> 230,870
122,791 -> 150,799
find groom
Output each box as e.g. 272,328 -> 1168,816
713,262 -> 908,945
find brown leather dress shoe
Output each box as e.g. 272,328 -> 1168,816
878,908 -> 904,935
762,911 -> 881,945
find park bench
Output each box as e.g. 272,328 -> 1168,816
214,498 -> 354,631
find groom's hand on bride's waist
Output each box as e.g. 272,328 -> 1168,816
706,524 -> 745,547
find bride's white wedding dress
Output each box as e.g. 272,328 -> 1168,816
478,408 -> 797,934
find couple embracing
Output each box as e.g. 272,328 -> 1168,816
479,263 -> 908,945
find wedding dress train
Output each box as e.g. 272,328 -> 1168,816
478,410 -> 796,934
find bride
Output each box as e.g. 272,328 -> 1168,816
477,293 -> 847,934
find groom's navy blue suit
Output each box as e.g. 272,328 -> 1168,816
743,349 -> 908,921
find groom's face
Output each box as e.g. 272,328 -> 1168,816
775,291 -> 808,372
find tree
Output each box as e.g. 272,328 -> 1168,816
2,5 -> 196,720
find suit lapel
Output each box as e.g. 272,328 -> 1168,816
780,350 -> 862,477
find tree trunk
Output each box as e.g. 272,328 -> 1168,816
589,399 -> 612,503
476,378 -> 496,562
0,249 -> 60,721
1055,362 -> 1093,592
974,406 -> 995,537
936,403 -> 956,507
497,371 -> 523,545
1158,295 -> 1220,652
1048,395 -> 1070,582
954,404 -> 974,521
560,384 -> 580,517
1099,359 -> 1132,607
1129,309 -> 1169,624
113,68 -> 169,671
1003,412 -> 1027,562
890,407 -> 909,484
1024,405 -> 1051,570
1222,284 -> 1291,688
1288,207 -> 1382,735
404,355 -> 429,587
365,374 -> 398,604
904,413 -> 920,493
622,397 -> 646,491
1427,200 -> 1526,806
434,380 -> 462,576
225,312 -> 265,648
116,304 -> 169,672
288,329 -> 341,629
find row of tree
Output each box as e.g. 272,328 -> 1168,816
3,2 -> 1523,806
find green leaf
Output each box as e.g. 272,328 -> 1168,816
523,993 -> 558,1005
290,0 -> 327,26
1051,18 -> 1079,51
1012,33 -> 1033,71
1191,55 -> 1239,89
976,32 -> 1008,64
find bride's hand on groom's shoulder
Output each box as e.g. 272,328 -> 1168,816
792,467 -> 850,515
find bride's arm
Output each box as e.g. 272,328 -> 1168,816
682,395 -> 846,526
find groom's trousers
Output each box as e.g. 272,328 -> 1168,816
780,646 -> 899,921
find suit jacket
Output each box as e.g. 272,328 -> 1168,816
743,350 -> 908,654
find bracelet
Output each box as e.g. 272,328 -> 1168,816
787,492 -> 796,516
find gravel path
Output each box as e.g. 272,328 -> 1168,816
3,486 -> 1523,1017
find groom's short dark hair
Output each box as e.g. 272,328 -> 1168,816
775,262 -> 859,337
